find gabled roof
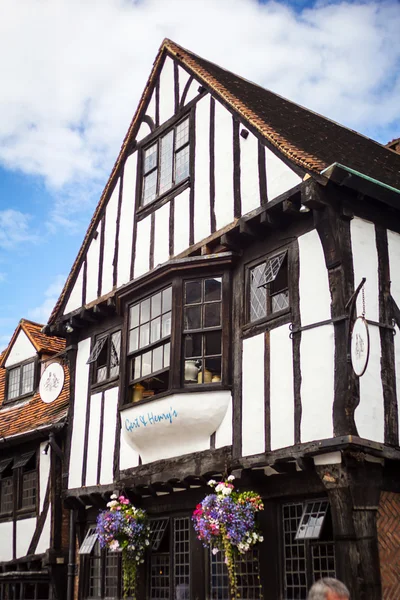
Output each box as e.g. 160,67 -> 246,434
0,324 -> 68,441
48,38 -> 400,325
0,319 -> 65,368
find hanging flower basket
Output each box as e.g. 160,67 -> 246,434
192,476 -> 264,600
96,494 -> 150,598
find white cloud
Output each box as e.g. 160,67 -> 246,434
0,0 -> 399,231
28,274 -> 67,324
0,209 -> 38,249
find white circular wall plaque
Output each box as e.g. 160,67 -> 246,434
351,317 -> 370,377
39,362 -> 65,404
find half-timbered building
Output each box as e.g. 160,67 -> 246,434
0,319 -> 69,599
46,40 -> 400,600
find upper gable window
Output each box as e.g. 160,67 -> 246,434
142,117 -> 190,206
6,360 -> 35,401
249,251 -> 289,322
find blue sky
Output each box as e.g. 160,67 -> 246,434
0,0 -> 399,345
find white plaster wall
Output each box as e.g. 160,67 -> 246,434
388,230 -> 400,445
154,202 -> 170,267
351,217 -> 384,442
134,215 -> 151,278
214,101 -> 234,230
159,56 -> 175,125
174,188 -> 190,256
101,180 -> 120,296
36,511 -> 51,554
194,95 -> 211,244
270,324 -> 295,450
122,390 -> 230,464
242,334 -> 265,456
100,387 -> 119,485
215,396 -> 232,448
68,338 -> 90,489
178,66 -> 190,102
85,392 -> 102,487
146,91 -> 156,124
0,522 -> 13,561
240,130 -> 261,215
5,330 -> 36,367
39,442 -> 50,511
119,427 -> 140,472
351,218 -> 379,321
298,230 -> 331,327
265,147 -> 301,201
356,324 -> 384,442
85,232 -> 100,304
136,121 -> 152,142
16,518 -> 36,558
117,152 -> 137,287
300,325 -> 334,442
184,77 -> 202,105
64,264 -> 83,315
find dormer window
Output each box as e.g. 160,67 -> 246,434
142,117 -> 190,206
6,359 -> 35,401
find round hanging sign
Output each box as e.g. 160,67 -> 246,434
39,362 -> 65,404
351,317 -> 370,377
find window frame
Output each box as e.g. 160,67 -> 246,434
0,451 -> 38,520
120,269 -> 231,408
245,247 -> 291,327
88,327 -> 122,390
5,358 -> 37,403
136,109 -> 194,214
82,537 -> 122,600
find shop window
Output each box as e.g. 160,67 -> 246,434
87,330 -> 121,385
282,501 -> 336,600
249,251 -> 289,322
210,549 -> 262,600
128,287 -> 172,401
6,359 -> 35,401
149,516 -> 191,600
84,538 -> 121,600
183,277 -> 222,385
142,118 -> 190,206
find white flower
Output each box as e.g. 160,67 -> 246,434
110,494 -> 118,500
227,475 -> 235,482
109,540 -> 119,551
215,483 -> 225,493
145,539 -> 150,546
212,547 -> 219,555
221,486 -> 232,496
107,500 -> 119,508
208,479 -> 217,487
259,536 -> 264,543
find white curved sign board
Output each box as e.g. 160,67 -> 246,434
351,317 -> 370,377
39,362 -> 65,404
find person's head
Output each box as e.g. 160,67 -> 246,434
307,578 -> 350,600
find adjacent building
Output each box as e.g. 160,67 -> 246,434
0,319 -> 69,599
44,40 -> 400,600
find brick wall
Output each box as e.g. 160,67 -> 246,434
377,491 -> 400,600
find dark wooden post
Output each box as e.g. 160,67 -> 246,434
316,457 -> 382,600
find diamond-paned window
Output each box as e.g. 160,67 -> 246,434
142,117 -> 190,206
88,330 -> 121,385
249,251 -> 289,322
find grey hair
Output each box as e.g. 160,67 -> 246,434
307,578 -> 350,600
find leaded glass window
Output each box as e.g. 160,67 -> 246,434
210,549 -> 262,599
0,476 -> 13,514
128,287 -> 172,400
6,360 -> 35,401
88,330 -> 121,385
282,501 -> 336,600
142,117 -> 190,206
249,251 -> 289,322
183,277 -> 223,385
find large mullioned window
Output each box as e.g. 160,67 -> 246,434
142,117 -> 190,206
